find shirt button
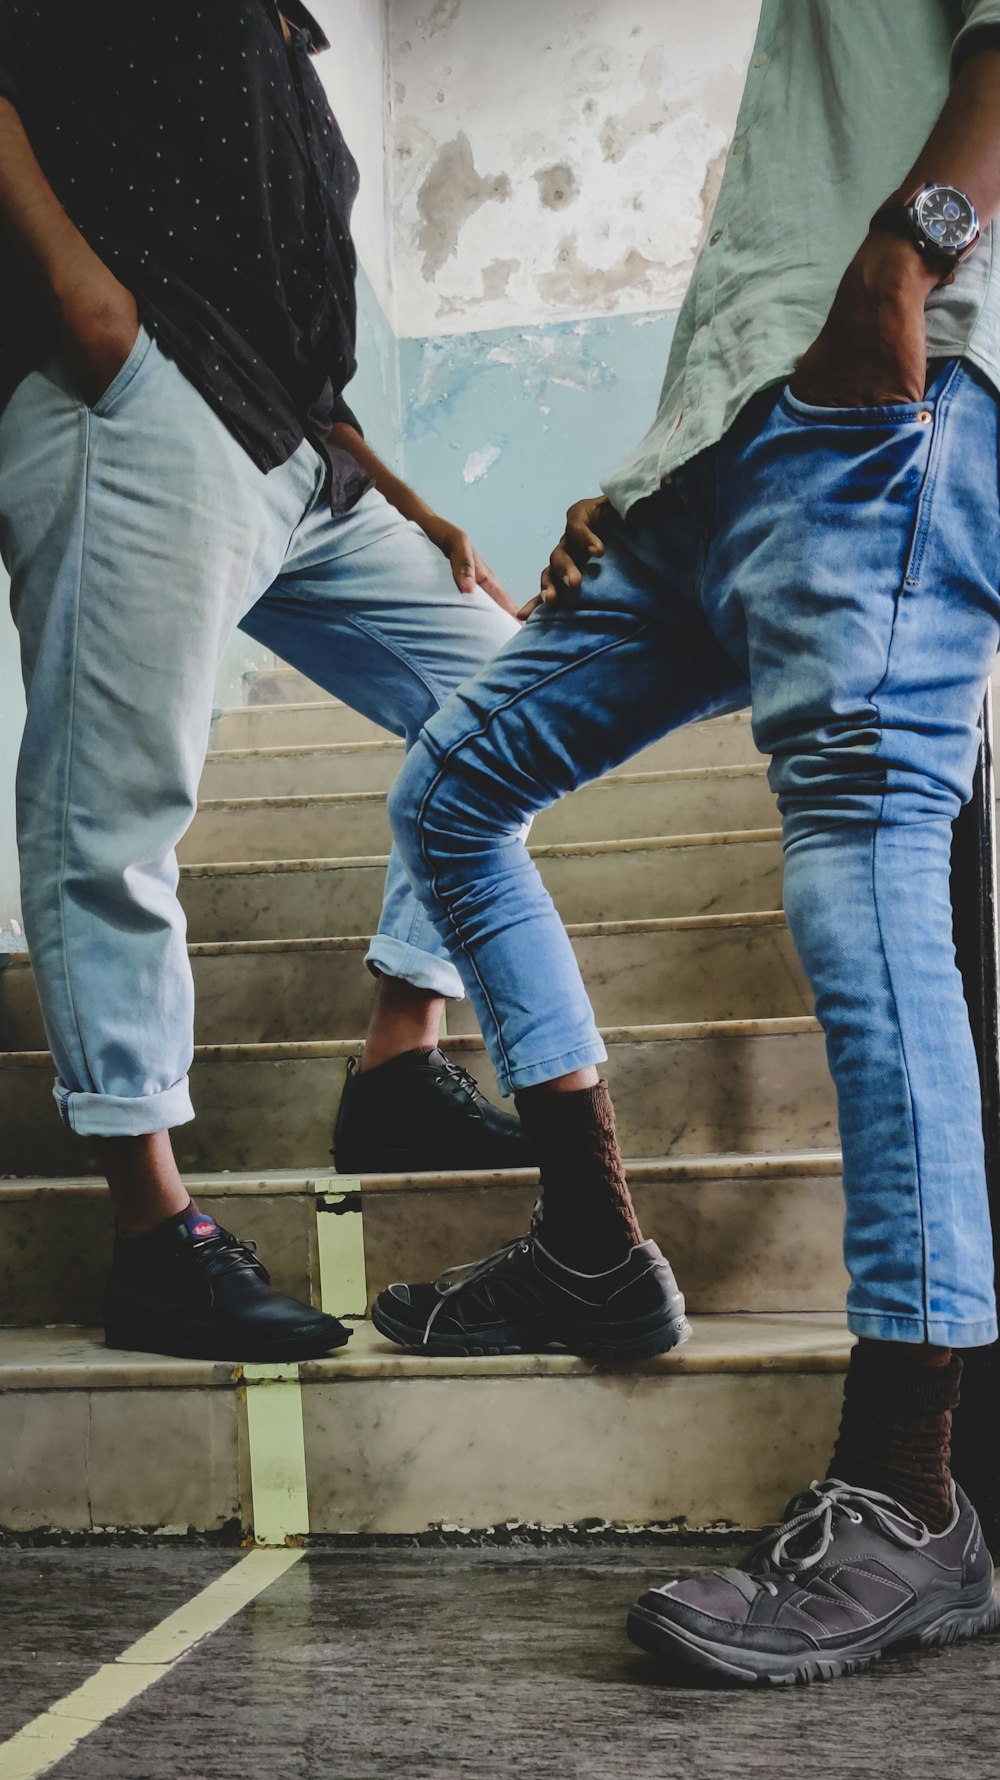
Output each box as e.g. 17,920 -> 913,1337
753,50 -> 768,67
732,138 -> 745,155
710,230 -> 723,245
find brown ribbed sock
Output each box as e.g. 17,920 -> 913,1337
830,1344 -> 962,1534
514,1080 -> 643,1272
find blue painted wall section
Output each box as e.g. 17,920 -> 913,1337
399,309 -> 677,604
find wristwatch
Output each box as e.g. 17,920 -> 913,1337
869,183 -> 980,285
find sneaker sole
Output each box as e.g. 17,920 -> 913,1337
370,1298 -> 692,1362
626,1573 -> 1000,1687
104,1324 -> 352,1362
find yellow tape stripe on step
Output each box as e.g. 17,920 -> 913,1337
0,1548 -> 302,1780
315,1180 -> 367,1317
243,1363 -> 310,1545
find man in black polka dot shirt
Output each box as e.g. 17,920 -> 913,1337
0,1 -> 532,1361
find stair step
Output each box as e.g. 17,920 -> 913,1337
179,831 -> 783,943
0,1152 -> 846,1328
203,738 -> 408,798
1,913 -> 811,1051
0,1017 -> 835,1176
0,1316 -> 852,1536
246,666 -> 342,707
180,767 -> 778,865
211,703 -> 760,767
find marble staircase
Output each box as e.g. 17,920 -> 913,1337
0,666 -> 855,1540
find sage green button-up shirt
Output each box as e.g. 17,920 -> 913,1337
603,0 -> 1000,516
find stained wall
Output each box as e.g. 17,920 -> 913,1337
391,0 -> 758,594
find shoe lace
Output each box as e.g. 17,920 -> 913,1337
738,1479 -> 933,1598
188,1226 -> 269,1283
437,1056 -> 487,1108
422,1211 -> 544,1345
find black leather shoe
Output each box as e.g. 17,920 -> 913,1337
371,1228 -> 691,1359
333,1047 -> 535,1173
627,1479 -> 1000,1686
103,1207 -> 351,1361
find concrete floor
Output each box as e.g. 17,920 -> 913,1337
3,1546 -> 1000,1780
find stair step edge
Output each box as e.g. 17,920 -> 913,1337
0,1149 -> 844,1198
0,1315 -> 853,1390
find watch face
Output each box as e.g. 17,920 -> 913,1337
914,185 -> 978,253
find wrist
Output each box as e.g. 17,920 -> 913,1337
851,231 -> 941,302
49,254 -> 132,326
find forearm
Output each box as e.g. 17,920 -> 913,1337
793,41 -> 1000,404
328,421 -> 436,527
0,97 -> 123,314
884,43 -> 1000,229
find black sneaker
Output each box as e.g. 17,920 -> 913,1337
627,1478 -> 1000,1687
333,1047 -> 535,1173
103,1206 -> 351,1362
370,1227 -> 691,1359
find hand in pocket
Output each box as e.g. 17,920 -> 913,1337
58,278 -> 141,408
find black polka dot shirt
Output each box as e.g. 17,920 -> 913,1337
0,0 -> 371,512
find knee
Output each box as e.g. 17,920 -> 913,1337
388,724 -> 518,878
387,733 -> 442,872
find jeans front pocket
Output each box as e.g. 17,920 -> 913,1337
88,325 -> 155,418
779,385 -> 935,428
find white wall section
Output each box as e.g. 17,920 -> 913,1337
389,0 -> 759,338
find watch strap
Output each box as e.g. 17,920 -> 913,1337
869,201 -> 960,284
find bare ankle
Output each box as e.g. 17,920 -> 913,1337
360,976 -> 445,1073
94,1130 -> 190,1237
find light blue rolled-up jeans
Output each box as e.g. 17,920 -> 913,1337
0,329 -> 516,1138
390,359 -> 1000,1348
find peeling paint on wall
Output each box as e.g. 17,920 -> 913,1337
390,0 -> 760,339
416,133 -> 512,280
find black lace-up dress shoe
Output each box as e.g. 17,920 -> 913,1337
627,1479 -> 1000,1686
103,1209 -> 351,1361
333,1047 -> 535,1173
371,1225 -> 691,1360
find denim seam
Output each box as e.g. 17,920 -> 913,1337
335,610 -> 453,956
53,410 -> 98,1124
901,360 -> 964,591
412,618 -> 659,1086
862,364 -> 968,1337
868,815 -> 929,1337
329,610 -> 448,715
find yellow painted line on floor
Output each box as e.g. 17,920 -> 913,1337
315,1180 -> 367,1317
243,1362 -> 310,1544
0,1548 -> 302,1780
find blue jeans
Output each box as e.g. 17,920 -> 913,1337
390,360 -> 1000,1347
0,330 -> 516,1137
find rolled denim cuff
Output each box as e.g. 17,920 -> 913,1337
364,935 -> 465,1001
53,1076 -> 195,1137
847,1307 -> 999,1348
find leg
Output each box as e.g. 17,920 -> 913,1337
386,485 -> 746,1094
627,366 -> 1000,1686
239,488 -> 539,1170
712,367 -> 1000,1359
373,484 -> 746,1354
0,337 -> 347,1355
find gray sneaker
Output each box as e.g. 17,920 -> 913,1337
627,1479 -> 1000,1686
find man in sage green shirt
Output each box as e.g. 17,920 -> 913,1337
377,0 -> 1000,1682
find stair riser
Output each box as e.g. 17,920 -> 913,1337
211,706 -> 759,766
0,922 -> 811,1051
180,837 -> 784,943
180,773 -> 778,865
0,1172 -> 848,1327
0,1367 -> 844,1536
0,1029 -> 836,1176
203,743 -> 406,799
